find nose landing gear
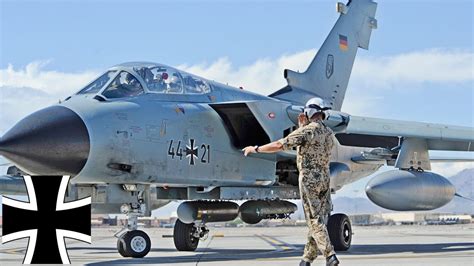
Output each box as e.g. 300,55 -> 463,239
115,188 -> 153,258
117,229 -> 151,258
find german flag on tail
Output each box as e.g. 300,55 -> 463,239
339,34 -> 348,51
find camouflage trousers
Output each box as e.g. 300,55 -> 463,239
299,170 -> 335,262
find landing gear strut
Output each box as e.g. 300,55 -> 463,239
328,213 -> 352,251
173,219 -> 209,251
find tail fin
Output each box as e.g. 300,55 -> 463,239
269,0 -> 378,110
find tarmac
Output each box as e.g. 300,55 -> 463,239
1,224 -> 473,265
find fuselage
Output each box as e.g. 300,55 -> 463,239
0,62 -> 382,192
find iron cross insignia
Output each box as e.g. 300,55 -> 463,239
185,139 -> 199,165
2,175 -> 91,264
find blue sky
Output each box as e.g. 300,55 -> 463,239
0,0 -> 473,207
1,0 -> 472,70
1,0 -> 472,125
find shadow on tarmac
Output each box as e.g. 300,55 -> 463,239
85,242 -> 474,265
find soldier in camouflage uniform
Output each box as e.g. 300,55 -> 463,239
243,98 -> 339,266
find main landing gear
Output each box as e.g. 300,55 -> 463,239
328,213 -> 352,251
170,213 -> 353,253
173,219 -> 209,251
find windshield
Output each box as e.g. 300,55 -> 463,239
102,71 -> 144,99
77,71 -> 116,94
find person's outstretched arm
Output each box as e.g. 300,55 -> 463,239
242,114 -> 310,156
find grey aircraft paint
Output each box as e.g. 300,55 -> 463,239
2,1 -> 474,258
0,0 -> 473,221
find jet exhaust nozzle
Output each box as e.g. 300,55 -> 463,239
365,170 -> 455,211
0,106 -> 90,176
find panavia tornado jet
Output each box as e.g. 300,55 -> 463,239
1,0 -> 473,258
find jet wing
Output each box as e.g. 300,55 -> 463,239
341,115 -> 473,152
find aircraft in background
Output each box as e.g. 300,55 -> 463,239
1,0 -> 473,258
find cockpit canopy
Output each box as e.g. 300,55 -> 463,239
76,62 -> 211,99
103,71 -> 144,99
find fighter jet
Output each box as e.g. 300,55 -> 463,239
1,0 -> 473,258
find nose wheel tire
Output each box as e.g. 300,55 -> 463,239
173,219 -> 200,251
327,213 -> 352,251
117,230 -> 151,258
117,237 -> 130,257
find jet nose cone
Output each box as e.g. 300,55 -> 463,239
0,106 -> 90,176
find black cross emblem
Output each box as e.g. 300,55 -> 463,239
2,176 -> 91,264
185,139 -> 199,165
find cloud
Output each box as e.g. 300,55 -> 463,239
178,49 -> 315,96
0,86 -> 57,134
0,61 -> 99,97
351,49 -> 474,91
179,48 -> 473,115
179,48 -> 473,93
0,61 -> 100,134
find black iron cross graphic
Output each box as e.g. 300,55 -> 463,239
186,139 -> 199,165
2,176 -> 91,264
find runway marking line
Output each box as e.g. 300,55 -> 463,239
256,234 -> 296,251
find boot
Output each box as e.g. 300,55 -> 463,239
299,260 -> 311,266
326,255 -> 339,266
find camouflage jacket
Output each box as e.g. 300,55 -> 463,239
278,121 -> 334,175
